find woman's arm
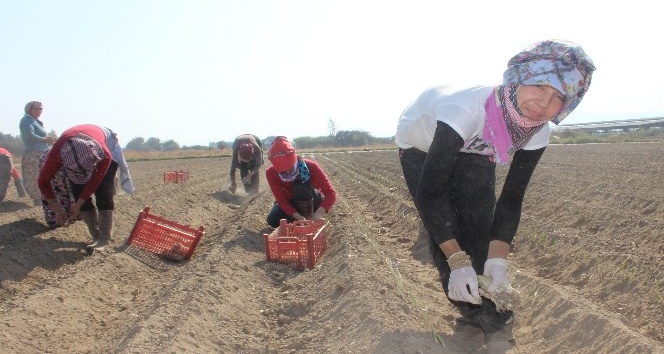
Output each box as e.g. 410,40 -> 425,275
308,160 -> 337,212
416,121 -> 465,251
489,147 -> 546,254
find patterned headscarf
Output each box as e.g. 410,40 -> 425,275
60,134 -> 104,184
503,39 -> 596,124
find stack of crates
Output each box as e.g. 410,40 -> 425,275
126,206 -> 205,261
163,170 -> 190,183
263,219 -> 328,270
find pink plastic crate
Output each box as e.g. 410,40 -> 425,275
126,207 -> 205,261
263,219 -> 328,270
163,170 -> 190,183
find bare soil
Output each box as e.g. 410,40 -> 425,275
0,142 -> 662,354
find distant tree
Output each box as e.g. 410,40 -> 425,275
215,141 -> 229,150
0,132 -> 24,154
145,137 -> 162,151
335,130 -> 371,147
184,144 -> 211,150
263,136 -> 276,149
328,118 -> 337,137
125,137 -> 147,151
162,139 -> 180,151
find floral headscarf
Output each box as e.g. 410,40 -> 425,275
502,39 -> 596,125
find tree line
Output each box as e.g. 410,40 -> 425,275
0,129 -> 395,156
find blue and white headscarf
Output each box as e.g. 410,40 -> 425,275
502,39 -> 596,125
278,158 -> 310,183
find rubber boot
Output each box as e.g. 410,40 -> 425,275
80,209 -> 100,244
484,315 -> 516,354
14,178 -> 27,198
88,210 -> 113,252
451,311 -> 484,348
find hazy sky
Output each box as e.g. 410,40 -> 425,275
1,0 -> 662,147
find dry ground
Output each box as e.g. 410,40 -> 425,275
0,142 -> 662,354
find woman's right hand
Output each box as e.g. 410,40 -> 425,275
448,266 -> 481,304
49,200 -> 70,227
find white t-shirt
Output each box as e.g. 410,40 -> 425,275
396,85 -> 550,156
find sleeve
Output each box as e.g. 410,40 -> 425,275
252,140 -> 263,168
489,147 -> 545,243
11,165 -> 21,180
38,148 -> 63,199
415,121 -> 465,246
307,161 -> 337,212
229,141 -> 239,182
266,168 -> 297,216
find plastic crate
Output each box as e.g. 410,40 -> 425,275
126,207 -> 205,261
163,170 -> 190,183
263,219 -> 328,270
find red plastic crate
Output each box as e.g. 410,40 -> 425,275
163,170 -> 190,183
263,219 -> 328,270
126,207 -> 205,261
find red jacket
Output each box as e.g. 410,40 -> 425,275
265,158 -> 336,216
38,125 -> 111,200
0,148 -> 21,180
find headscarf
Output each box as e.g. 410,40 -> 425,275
24,101 -> 42,115
237,143 -> 255,162
278,158 -> 311,183
502,39 -> 596,125
103,127 -> 135,194
60,134 -> 104,184
268,136 -> 298,173
483,39 -> 596,164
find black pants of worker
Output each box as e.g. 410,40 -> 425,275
70,161 -> 119,211
399,147 -> 514,342
266,183 -> 324,228
238,161 -> 260,195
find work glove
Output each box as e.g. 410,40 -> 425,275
242,171 -> 254,184
311,207 -> 326,220
291,212 -> 305,221
447,251 -> 481,305
228,182 -> 237,194
483,258 -> 508,292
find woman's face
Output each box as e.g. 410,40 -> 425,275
516,85 -> 565,123
29,103 -> 43,119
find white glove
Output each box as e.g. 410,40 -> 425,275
291,212 -> 305,221
448,266 -> 481,304
311,207 -> 326,220
483,258 -> 508,292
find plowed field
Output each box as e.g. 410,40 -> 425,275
0,142 -> 662,354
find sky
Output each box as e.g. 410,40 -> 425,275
1,0 -> 662,147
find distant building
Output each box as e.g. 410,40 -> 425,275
552,117 -> 664,135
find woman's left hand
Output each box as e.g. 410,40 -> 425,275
483,258 -> 508,292
311,207 -> 326,220
68,199 -> 85,222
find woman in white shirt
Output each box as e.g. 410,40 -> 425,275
396,39 -> 595,353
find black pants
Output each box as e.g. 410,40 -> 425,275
239,161 -> 259,195
266,183 -> 323,228
399,147 -> 513,341
70,161 -> 119,211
